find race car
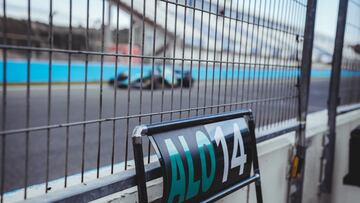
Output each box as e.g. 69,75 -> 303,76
109,65 -> 194,89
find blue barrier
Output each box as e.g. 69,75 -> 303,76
0,60 -> 359,83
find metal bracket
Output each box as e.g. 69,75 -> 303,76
132,125 -> 148,144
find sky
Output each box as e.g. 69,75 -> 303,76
314,0 -> 339,38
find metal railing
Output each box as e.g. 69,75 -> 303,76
320,0 -> 360,194
0,0 -> 356,202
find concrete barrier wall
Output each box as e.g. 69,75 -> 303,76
94,108 -> 360,203
322,109 -> 360,203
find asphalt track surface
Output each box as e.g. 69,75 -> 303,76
0,78 -> 330,193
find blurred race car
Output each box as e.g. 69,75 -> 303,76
109,65 -> 194,89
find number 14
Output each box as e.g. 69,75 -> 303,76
214,124 -> 247,183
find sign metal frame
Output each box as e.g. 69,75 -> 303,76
132,110 -> 263,203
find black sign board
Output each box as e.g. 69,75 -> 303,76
132,110 -> 263,203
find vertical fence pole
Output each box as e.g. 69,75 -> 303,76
320,0 -> 349,193
132,131 -> 148,203
288,0 -> 317,202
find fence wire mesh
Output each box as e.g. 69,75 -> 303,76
0,0 -> 307,201
339,0 -> 360,106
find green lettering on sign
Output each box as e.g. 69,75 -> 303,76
179,136 -> 200,200
164,139 -> 186,203
196,131 -> 216,192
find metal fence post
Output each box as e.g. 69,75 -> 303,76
288,0 -> 317,202
320,0 -> 349,193
132,126 -> 148,203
